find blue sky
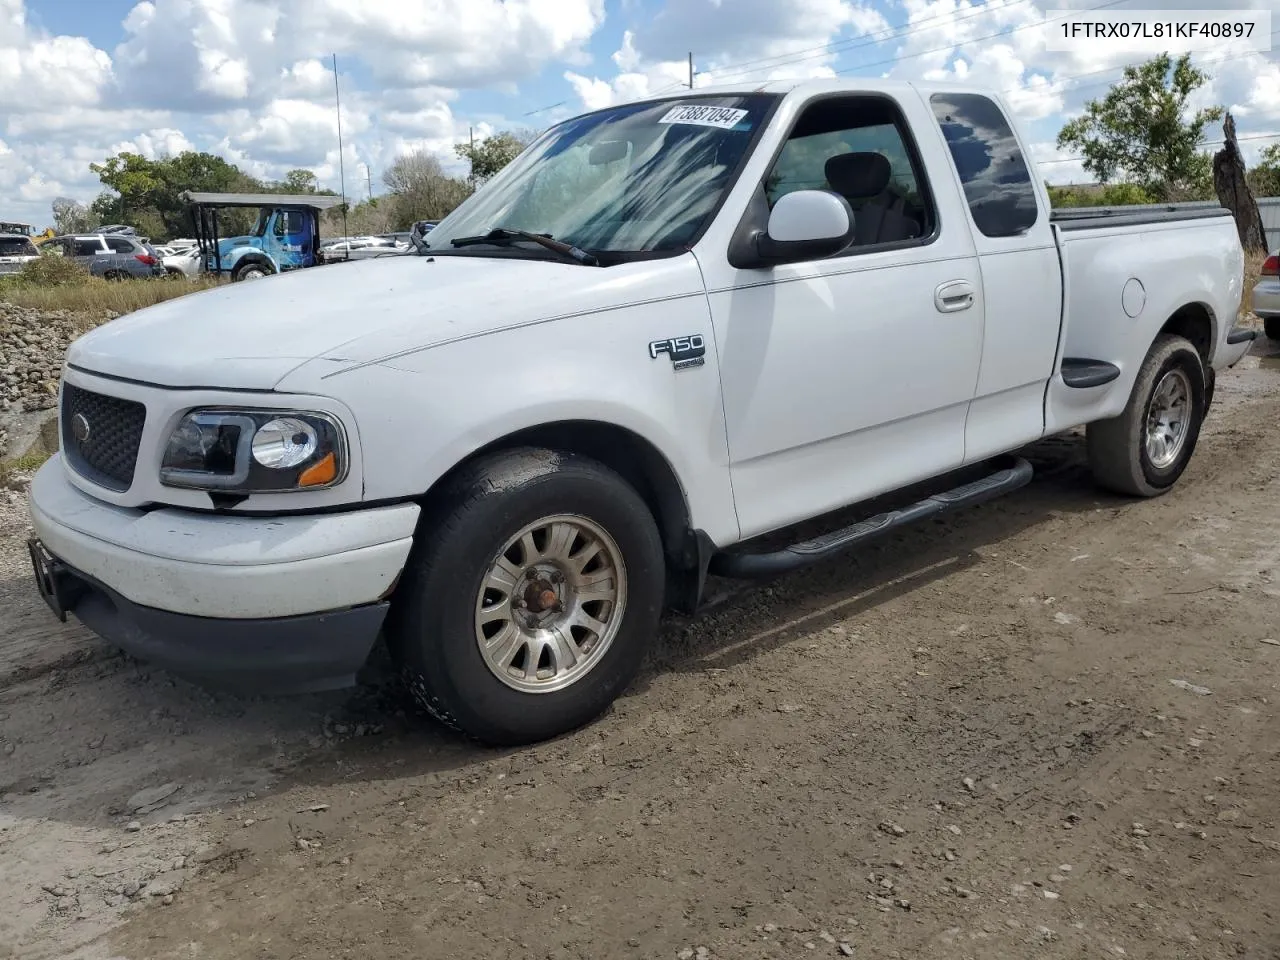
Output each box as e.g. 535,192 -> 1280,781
2,0 -> 1277,227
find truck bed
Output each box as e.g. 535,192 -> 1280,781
1044,203 -> 1245,436
1050,204 -> 1231,232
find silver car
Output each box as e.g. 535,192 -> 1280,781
1255,251 -> 1280,341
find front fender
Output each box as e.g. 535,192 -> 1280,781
276,283 -> 741,548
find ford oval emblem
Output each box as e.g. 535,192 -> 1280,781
71,413 -> 91,443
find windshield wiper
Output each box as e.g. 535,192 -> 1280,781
449,227 -> 600,266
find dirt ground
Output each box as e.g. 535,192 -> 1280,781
2,344 -> 1279,960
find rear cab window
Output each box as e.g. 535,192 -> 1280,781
763,94 -> 937,253
928,92 -> 1038,238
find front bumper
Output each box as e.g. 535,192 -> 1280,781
27,455 -> 420,691
28,541 -> 387,693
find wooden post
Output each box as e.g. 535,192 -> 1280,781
1213,113 -> 1267,253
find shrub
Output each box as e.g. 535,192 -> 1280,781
20,251 -> 91,286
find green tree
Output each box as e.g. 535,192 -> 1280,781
1056,53 -> 1223,203
270,168 -> 336,195
1248,143 -> 1280,199
454,130 -> 537,184
89,150 -> 265,240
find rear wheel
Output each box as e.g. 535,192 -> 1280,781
1086,333 -> 1206,497
386,448 -> 666,746
1265,316 -> 1280,341
102,269 -> 127,282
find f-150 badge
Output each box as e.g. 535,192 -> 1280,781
649,334 -> 706,370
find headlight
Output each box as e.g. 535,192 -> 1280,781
161,408 -> 347,492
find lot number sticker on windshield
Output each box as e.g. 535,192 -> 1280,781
658,105 -> 749,129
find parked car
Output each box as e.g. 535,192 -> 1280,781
25,78 -> 1256,747
1253,250 -> 1279,340
317,237 -> 406,263
0,233 -> 41,275
162,245 -> 202,279
41,234 -> 165,279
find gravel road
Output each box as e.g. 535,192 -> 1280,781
2,343 -> 1278,960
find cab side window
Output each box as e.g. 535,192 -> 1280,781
763,95 -> 936,251
929,92 -> 1038,238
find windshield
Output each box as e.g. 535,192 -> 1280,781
424,94 -> 777,258
0,237 -> 38,256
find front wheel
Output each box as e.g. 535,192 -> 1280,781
1086,333 -> 1207,497
232,261 -> 271,282
386,447 -> 666,746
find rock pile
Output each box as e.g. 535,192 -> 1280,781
1,302 -> 117,458
0,303 -> 103,414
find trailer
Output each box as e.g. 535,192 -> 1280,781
182,191 -> 346,282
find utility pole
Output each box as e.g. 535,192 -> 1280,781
688,52 -> 694,88
332,53 -> 349,249
468,126 -> 476,190
365,165 -> 372,203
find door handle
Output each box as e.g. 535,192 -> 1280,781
934,280 -> 975,313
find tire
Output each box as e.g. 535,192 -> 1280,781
232,261 -> 270,282
1265,316 -> 1280,342
102,270 -> 127,282
1086,333 -> 1206,497
386,447 -> 666,746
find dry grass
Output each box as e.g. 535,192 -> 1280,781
0,451 -> 50,483
1241,249 -> 1268,322
0,275 -> 224,316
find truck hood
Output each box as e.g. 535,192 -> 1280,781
66,253 -> 698,390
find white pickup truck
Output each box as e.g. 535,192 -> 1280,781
27,79 -> 1256,746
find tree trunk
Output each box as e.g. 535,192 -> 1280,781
1213,113 -> 1267,253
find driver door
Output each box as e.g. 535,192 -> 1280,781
699,92 -> 985,540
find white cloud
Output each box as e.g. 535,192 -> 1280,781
565,0 -> 892,108
297,0 -> 606,87
0,0 -> 113,114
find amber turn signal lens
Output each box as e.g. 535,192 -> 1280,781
298,451 -> 337,487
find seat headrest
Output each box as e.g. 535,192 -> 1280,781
824,152 -> 892,199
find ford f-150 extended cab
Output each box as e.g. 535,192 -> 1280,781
26,79 -> 1257,746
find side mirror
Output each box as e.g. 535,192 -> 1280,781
755,189 -> 854,265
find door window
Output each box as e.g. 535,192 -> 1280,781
72,238 -> 103,256
104,237 -> 135,253
273,211 -> 303,237
762,95 -> 937,252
